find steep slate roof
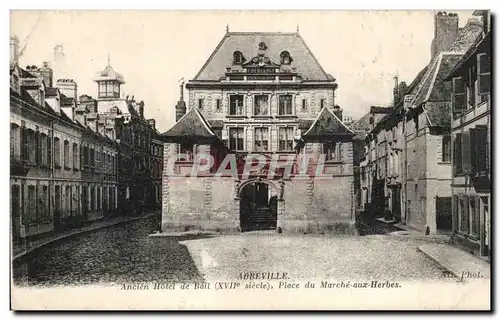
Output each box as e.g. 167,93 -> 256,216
302,107 -> 355,141
193,32 -> 332,81
160,108 -> 225,146
445,31 -> 491,81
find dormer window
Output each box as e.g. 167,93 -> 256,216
280,51 -> 292,65
233,51 -> 245,65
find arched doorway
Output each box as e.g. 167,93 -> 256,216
239,179 -> 278,231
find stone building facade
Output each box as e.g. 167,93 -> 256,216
10,40 -> 161,242
161,31 -> 355,234
358,12 -> 484,234
446,10 -> 491,258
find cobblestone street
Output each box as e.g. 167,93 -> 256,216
13,215 -> 455,287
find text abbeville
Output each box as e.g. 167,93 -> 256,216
237,272 -> 289,280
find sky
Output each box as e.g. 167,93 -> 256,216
10,10 -> 475,132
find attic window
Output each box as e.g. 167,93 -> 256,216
233,51 -> 245,65
280,51 -> 292,65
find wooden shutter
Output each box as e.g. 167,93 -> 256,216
47,136 -> 52,168
478,53 -> 491,95
462,130 -> 471,174
21,127 -> 27,161
436,135 -> 442,162
469,128 -> 477,175
452,77 -> 467,114
453,134 -> 461,175
80,145 -> 84,170
35,131 -> 40,164
476,126 -> 488,174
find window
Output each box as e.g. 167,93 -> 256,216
320,99 -> 325,109
452,77 -> 467,115
75,186 -> 80,213
229,95 -> 244,116
474,126 -> 488,174
323,141 -> 342,162
54,137 -> 61,167
280,51 -> 292,65
64,186 -> 71,217
442,135 -> 451,162
90,148 -> 95,169
254,95 -> 269,116
41,186 -> 49,219
471,196 -> 480,237
278,127 -> 294,151
233,51 -> 245,65
254,127 -> 269,151
10,124 -> 20,160
229,127 -> 245,151
179,143 -> 193,161
278,95 -> 293,115
467,67 -> 476,108
198,98 -> 204,110
216,99 -> 221,111
477,53 -> 491,95
25,129 -> 36,163
27,186 -> 36,223
97,187 -> 101,210
301,99 -> 307,112
90,186 -> 96,210
63,141 -> 70,168
453,133 -> 463,174
39,133 -> 47,165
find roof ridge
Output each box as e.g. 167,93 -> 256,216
424,53 -> 445,102
228,31 -> 299,36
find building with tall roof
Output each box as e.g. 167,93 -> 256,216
445,10 -> 491,259
359,12 -> 484,235
160,30 -> 355,234
9,42 -> 162,242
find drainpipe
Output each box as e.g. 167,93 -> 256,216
402,109 -> 408,225
49,119 -> 56,225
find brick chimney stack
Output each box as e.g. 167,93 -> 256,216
333,105 -> 343,121
175,79 -> 186,122
431,12 -> 459,58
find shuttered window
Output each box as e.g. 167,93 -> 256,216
453,133 -> 462,175
477,53 -> 491,95
475,126 -> 488,175
452,77 -> 467,115
442,135 -> 451,162
462,130 -> 471,174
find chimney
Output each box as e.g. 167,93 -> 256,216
10,36 -> 19,67
175,79 -> 186,122
147,119 -> 156,130
56,78 -> 78,100
38,61 -> 53,87
392,76 -> 399,107
398,81 -> 408,104
431,12 -> 459,58
333,105 -> 343,121
139,101 -> 145,118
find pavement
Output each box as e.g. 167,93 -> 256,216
417,243 -> 490,282
179,233 -> 457,282
12,210 -> 160,261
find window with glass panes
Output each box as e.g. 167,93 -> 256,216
254,95 -> 269,115
278,127 -> 294,151
229,95 -> 244,115
254,127 -> 269,151
323,141 -> 342,161
229,127 -> 245,151
279,95 -> 293,115
98,81 -> 120,98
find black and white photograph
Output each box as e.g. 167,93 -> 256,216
9,9 -> 491,310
